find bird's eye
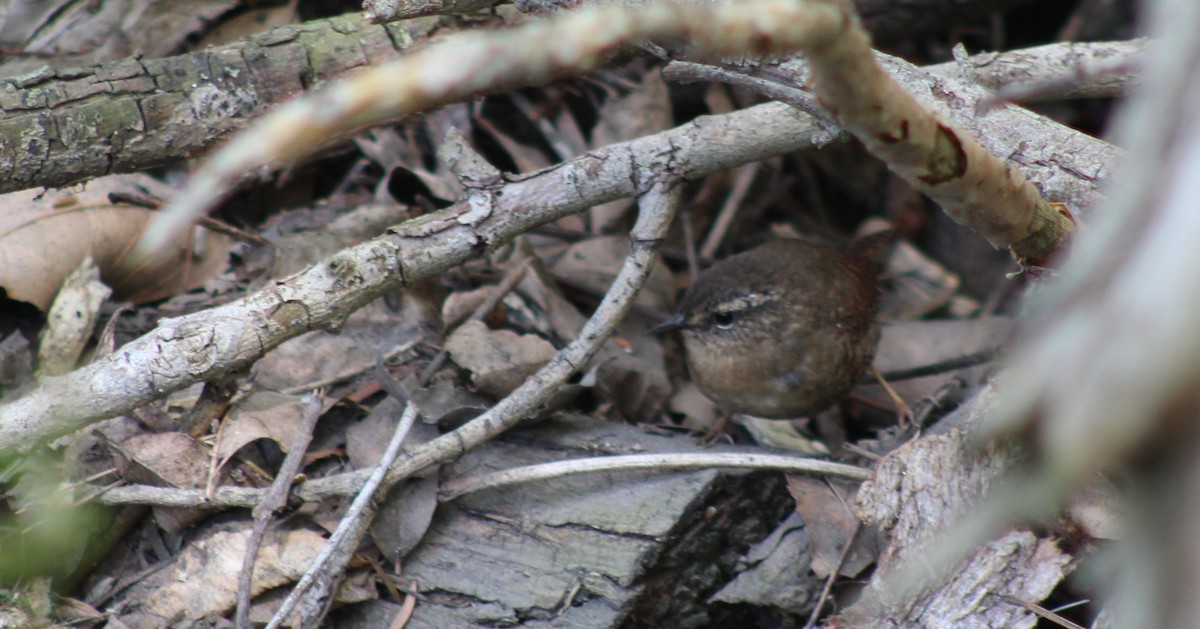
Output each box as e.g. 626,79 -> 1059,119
712,311 -> 736,329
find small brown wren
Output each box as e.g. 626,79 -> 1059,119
656,233 -> 891,419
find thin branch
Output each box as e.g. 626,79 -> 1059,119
676,0 -> 1076,266
139,0 -> 842,249
265,401 -> 420,629
0,15 -> 434,195
0,18 -> 1117,453
929,39 -> 1146,103
95,184 -> 681,514
665,61 -> 840,136
804,521 -> 863,628
438,452 -> 872,500
699,162 -> 764,263
236,391 -> 324,629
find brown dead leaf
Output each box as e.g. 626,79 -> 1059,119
254,295 -> 440,391
879,239 -> 962,320
51,595 -> 105,626
347,397 -> 404,469
406,375 -> 492,429
445,320 -> 556,398
121,525 -> 327,626
216,391 -> 316,471
442,284 -> 503,330
592,319 -> 672,423
855,216 -> 961,319
786,475 -> 881,579
197,1 -> 296,48
117,432 -> 209,490
372,473 -> 439,563
511,250 -> 589,342
115,431 -> 212,533
589,67 -> 673,233
345,397 -> 441,562
0,174 -> 231,310
548,235 -> 674,313
35,256 -> 110,378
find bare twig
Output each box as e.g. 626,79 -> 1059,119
996,595 -> 1087,629
265,401 -> 421,629
236,391 -> 324,629
665,61 -> 839,135
389,580 -> 418,629
180,379 -> 239,437
204,412 -> 231,500
866,349 -> 996,383
139,0 -> 842,249
438,452 -> 872,500
699,162 -> 761,263
0,43 -> 1112,451
804,521 -> 863,629
674,1 -> 1076,266
95,186 -> 681,520
929,40 -> 1146,103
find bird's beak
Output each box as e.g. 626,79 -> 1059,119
648,313 -> 686,336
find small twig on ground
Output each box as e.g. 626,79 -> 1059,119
204,411 -> 231,500
389,579 -> 419,629
699,162 -> 761,264
910,378 -> 968,429
804,517 -> 863,629
265,400 -> 421,629
870,366 -> 913,428
236,391 -> 325,629
180,379 -> 240,437
996,595 -> 1087,629
679,209 -> 700,284
869,349 -> 997,383
438,452 -> 872,501
665,61 -> 839,135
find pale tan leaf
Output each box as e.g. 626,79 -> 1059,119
128,526 -> 326,625
0,174 -> 231,310
786,475 -> 880,578
35,256 -> 110,377
216,391 -> 311,471
548,235 -> 674,313
445,319 -> 555,398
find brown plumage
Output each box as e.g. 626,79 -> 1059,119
657,233 -> 890,418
